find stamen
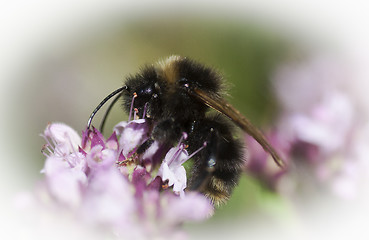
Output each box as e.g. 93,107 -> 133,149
41,144 -> 51,157
50,136 -> 64,157
65,131 -> 81,165
166,132 -> 188,165
40,134 -> 54,154
165,132 -> 189,165
142,102 -> 148,119
162,182 -> 169,190
128,93 -> 137,122
187,142 -> 207,160
177,132 -> 188,147
41,151 -> 50,158
133,108 -> 138,120
47,130 -> 58,149
44,144 -> 53,155
167,143 -> 185,166
42,133 -> 60,156
168,140 -> 207,166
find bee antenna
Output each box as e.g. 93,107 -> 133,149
99,91 -> 123,133
87,86 -> 128,131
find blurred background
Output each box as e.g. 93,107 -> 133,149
1,0 -> 369,239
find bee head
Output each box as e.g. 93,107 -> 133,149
123,56 -> 223,121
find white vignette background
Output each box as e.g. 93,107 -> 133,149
1,0 -> 369,239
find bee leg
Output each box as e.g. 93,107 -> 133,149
151,118 -> 182,145
188,115 -> 244,206
136,119 -> 182,166
188,128 -> 217,192
136,118 -> 180,155
137,138 -> 154,154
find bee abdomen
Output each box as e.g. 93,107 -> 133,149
203,176 -> 234,206
187,114 -> 245,206
204,153 -> 244,206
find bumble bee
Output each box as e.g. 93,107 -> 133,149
87,56 -> 283,205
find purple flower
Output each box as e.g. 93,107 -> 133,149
38,119 -> 213,238
157,139 -> 189,197
114,119 -> 150,158
41,123 -> 87,207
244,128 -> 290,192
245,55 -> 368,199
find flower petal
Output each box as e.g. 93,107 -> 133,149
44,123 -> 81,153
44,156 -> 87,207
114,119 -> 150,157
164,192 -> 214,223
157,147 -> 189,196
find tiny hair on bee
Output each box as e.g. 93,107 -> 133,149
87,55 -> 284,205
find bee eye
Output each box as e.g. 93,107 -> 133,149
179,77 -> 188,84
179,78 -> 190,88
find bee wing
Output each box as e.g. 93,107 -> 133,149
189,87 -> 285,168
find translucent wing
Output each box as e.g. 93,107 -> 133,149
189,87 -> 285,168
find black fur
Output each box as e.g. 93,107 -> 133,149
187,114 -> 244,201
122,56 -> 245,205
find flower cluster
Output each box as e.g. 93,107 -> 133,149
39,119 -> 213,239
245,55 -> 369,199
